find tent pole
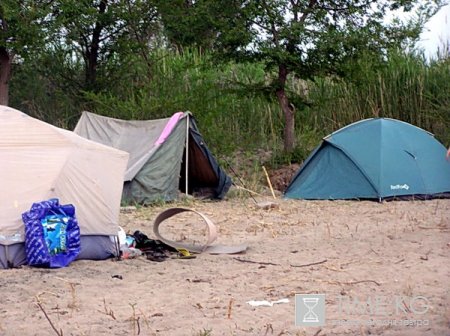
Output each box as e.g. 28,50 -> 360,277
185,113 -> 189,196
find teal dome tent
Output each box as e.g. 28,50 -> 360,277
285,118 -> 450,201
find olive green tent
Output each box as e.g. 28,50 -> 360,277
74,111 -> 231,204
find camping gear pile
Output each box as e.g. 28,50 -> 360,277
118,208 -> 248,262
122,230 -> 179,262
0,107 -> 233,269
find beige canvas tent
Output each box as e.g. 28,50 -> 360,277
0,106 -> 129,268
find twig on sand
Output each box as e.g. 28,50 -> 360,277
234,185 -> 263,196
418,226 -> 449,231
128,303 -> 140,336
313,328 -> 322,336
290,259 -> 328,268
35,295 -> 63,336
369,248 -> 380,256
324,265 -> 342,272
233,257 -> 281,266
100,298 -> 116,320
318,279 -> 381,287
264,323 -> 274,336
344,280 -> 381,286
227,298 -> 234,319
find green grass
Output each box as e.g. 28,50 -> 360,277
9,48 -> 450,166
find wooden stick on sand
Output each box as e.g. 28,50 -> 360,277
262,166 -> 276,199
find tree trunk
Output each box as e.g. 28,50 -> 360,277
0,47 -> 12,106
85,0 -> 107,90
276,64 -> 295,153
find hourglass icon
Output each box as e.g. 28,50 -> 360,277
302,297 -> 319,323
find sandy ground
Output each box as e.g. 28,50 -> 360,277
1,195 -> 449,336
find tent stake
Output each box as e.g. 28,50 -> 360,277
262,165 -> 276,199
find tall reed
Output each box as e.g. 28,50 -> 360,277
302,51 -> 450,149
9,48 -> 450,162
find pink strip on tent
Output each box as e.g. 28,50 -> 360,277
155,112 -> 185,145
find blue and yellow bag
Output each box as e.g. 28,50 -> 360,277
22,198 -> 81,268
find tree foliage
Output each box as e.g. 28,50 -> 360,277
205,0 -> 445,152
2,0 -> 448,157
1,0 -> 162,106
155,0 -> 254,53
49,0 -> 160,91
0,0 -> 53,105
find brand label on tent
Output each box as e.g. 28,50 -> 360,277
390,184 -> 410,190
